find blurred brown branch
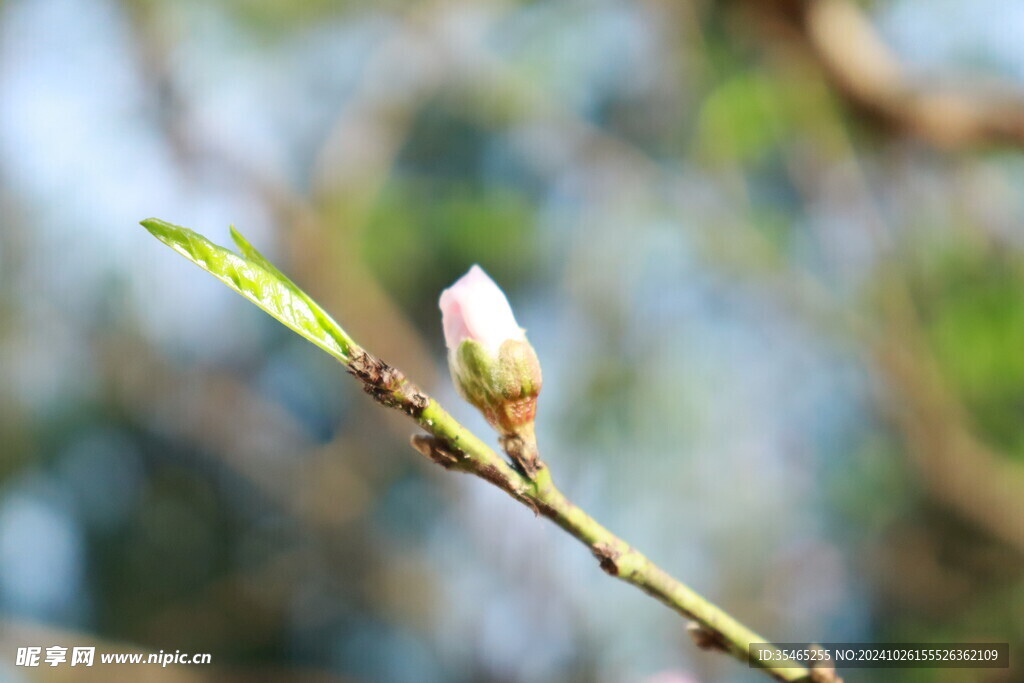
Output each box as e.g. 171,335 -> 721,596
872,277 -> 1024,555
754,54 -> 1024,558
744,0 -> 1024,149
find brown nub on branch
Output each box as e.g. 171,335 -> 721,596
592,542 -> 623,576
499,431 -> 543,479
410,434 -> 462,470
348,350 -> 429,416
687,623 -> 730,654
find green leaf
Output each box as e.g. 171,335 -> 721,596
140,218 -> 356,363
229,225 -> 299,292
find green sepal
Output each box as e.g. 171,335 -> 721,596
450,338 -> 542,433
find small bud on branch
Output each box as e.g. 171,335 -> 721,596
440,265 -> 543,476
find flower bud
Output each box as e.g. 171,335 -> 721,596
439,265 -> 542,436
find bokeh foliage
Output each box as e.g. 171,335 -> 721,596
1,1 -> 1023,682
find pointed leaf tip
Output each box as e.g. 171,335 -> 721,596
139,217 -> 358,365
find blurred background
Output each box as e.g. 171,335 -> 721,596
1,0 -> 1023,681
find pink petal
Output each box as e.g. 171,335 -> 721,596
439,265 -> 524,354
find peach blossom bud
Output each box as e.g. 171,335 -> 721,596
439,265 -> 542,436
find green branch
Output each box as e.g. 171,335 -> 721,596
140,218 -> 821,682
